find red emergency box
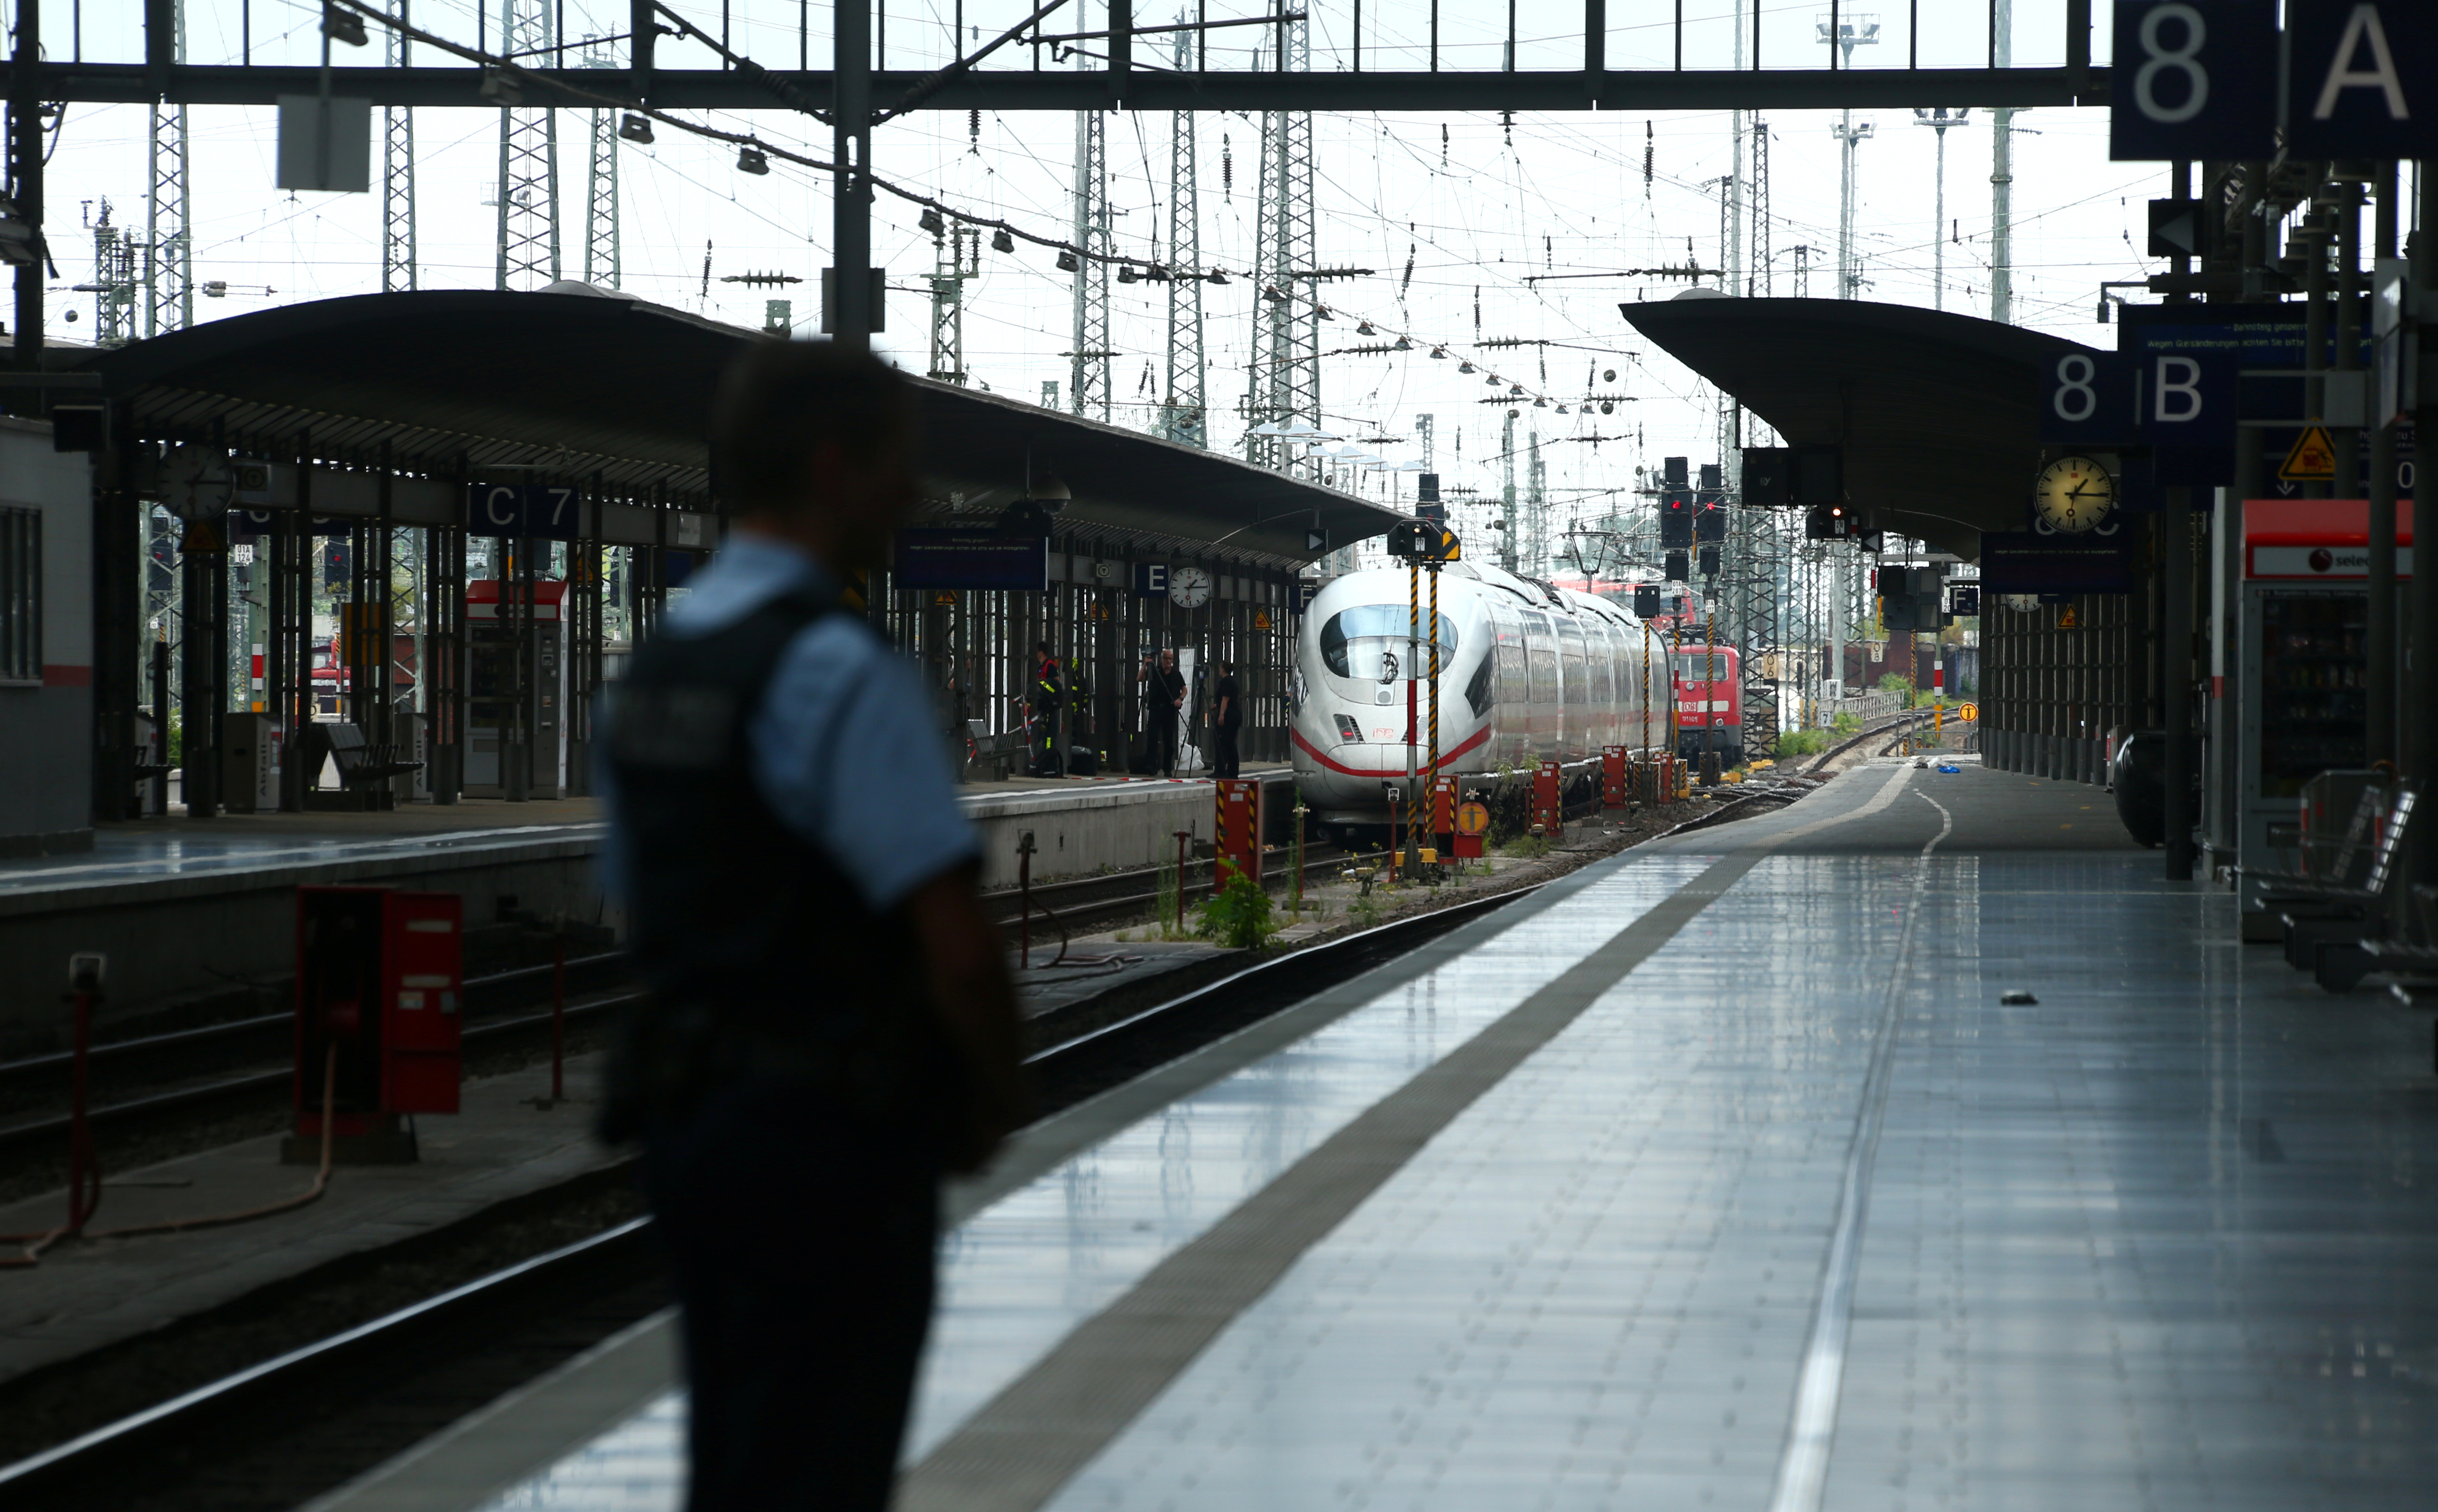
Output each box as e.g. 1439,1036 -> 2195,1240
1600,746 -> 1629,810
292,886 -> 463,1163
1214,779 -> 1264,885
1428,774 -> 1458,845
1532,759 -> 1564,837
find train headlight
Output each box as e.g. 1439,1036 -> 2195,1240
1333,714 -> 1363,742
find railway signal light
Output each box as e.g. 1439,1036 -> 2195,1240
1384,521 -> 1460,561
1697,545 -> 1721,576
1664,549 -> 1689,582
1805,502 -> 1862,541
1633,584 -> 1662,617
1660,491 -> 1694,549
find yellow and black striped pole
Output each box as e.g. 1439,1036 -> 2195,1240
1406,559 -> 1421,877
1428,561 -> 1441,778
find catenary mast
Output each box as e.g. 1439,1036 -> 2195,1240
1160,20 -> 1207,446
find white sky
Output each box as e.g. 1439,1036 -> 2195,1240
31,1 -> 2173,561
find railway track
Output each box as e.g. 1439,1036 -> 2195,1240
0,847 -> 1392,1168
979,841 -> 1379,938
0,880 -> 1545,1512
0,954 -> 640,1167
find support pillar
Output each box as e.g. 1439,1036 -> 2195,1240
2163,491 -> 2196,880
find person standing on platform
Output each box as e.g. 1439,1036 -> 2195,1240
598,340 -> 1026,1512
1025,641 -> 1064,777
1211,658 -> 1243,779
1139,647 -> 1186,777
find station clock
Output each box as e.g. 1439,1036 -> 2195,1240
1170,566 -> 1214,608
2033,454 -> 2117,534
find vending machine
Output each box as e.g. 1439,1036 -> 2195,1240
2234,499 -> 2411,928
465,579 -> 569,799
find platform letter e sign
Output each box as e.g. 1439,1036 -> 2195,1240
2153,356 -> 2203,425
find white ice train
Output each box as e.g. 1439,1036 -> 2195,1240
1290,561 -> 1675,834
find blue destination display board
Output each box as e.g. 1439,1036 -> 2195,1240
1980,532 -> 2133,594
894,529 -> 1049,591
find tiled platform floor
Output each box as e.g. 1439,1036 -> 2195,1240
318,763 -> 2438,1512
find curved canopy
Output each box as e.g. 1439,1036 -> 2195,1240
77,288 -> 1401,568
1622,294 -> 2096,559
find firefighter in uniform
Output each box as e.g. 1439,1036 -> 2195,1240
600,342 -> 1025,1512
1026,641 -> 1064,777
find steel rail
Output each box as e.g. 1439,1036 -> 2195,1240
0,988 -> 642,1162
0,953 -> 631,1099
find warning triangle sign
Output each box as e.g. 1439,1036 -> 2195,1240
2279,425 -> 2339,482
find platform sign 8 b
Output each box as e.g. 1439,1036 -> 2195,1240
2041,350 -> 2136,446
2109,1 -> 2278,161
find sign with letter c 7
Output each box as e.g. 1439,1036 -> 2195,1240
467,483 -> 586,541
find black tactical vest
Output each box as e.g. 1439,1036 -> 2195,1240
599,586 -> 942,1143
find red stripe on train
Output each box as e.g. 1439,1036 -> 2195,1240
1290,724 -> 1491,777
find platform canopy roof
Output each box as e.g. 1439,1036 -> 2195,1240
71,287 -> 1403,569
1621,293 -> 2097,560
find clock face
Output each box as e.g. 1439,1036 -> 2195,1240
1170,566 -> 1214,608
2034,455 -> 2117,533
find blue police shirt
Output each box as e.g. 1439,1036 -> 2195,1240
602,531 -> 978,913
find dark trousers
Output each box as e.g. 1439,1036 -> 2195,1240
1213,724 -> 1241,779
646,1081 -> 938,1512
1146,714 -> 1178,777
1029,711 -> 1063,776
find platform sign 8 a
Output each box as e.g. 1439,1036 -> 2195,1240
2109,1 -> 2278,161
2285,2 -> 2438,158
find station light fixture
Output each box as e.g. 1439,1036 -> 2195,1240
1457,359 -> 1475,372
0,195 -> 38,268
991,228 -> 1015,253
480,70 -> 524,106
322,2 -> 369,47
1316,305 -> 1335,321
918,207 -> 945,235
1117,265 -> 1138,283
1056,249 -> 1080,272
736,147 -> 770,175
1356,320 -> 1376,335
618,113 -> 655,144
1393,336 -> 1412,351
1207,269 -> 1229,285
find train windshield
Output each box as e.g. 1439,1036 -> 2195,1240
1673,651 -> 1729,683
1319,606 -> 1461,680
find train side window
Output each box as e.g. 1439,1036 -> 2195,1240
1465,658 -> 1494,718
1522,612 -> 1559,704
